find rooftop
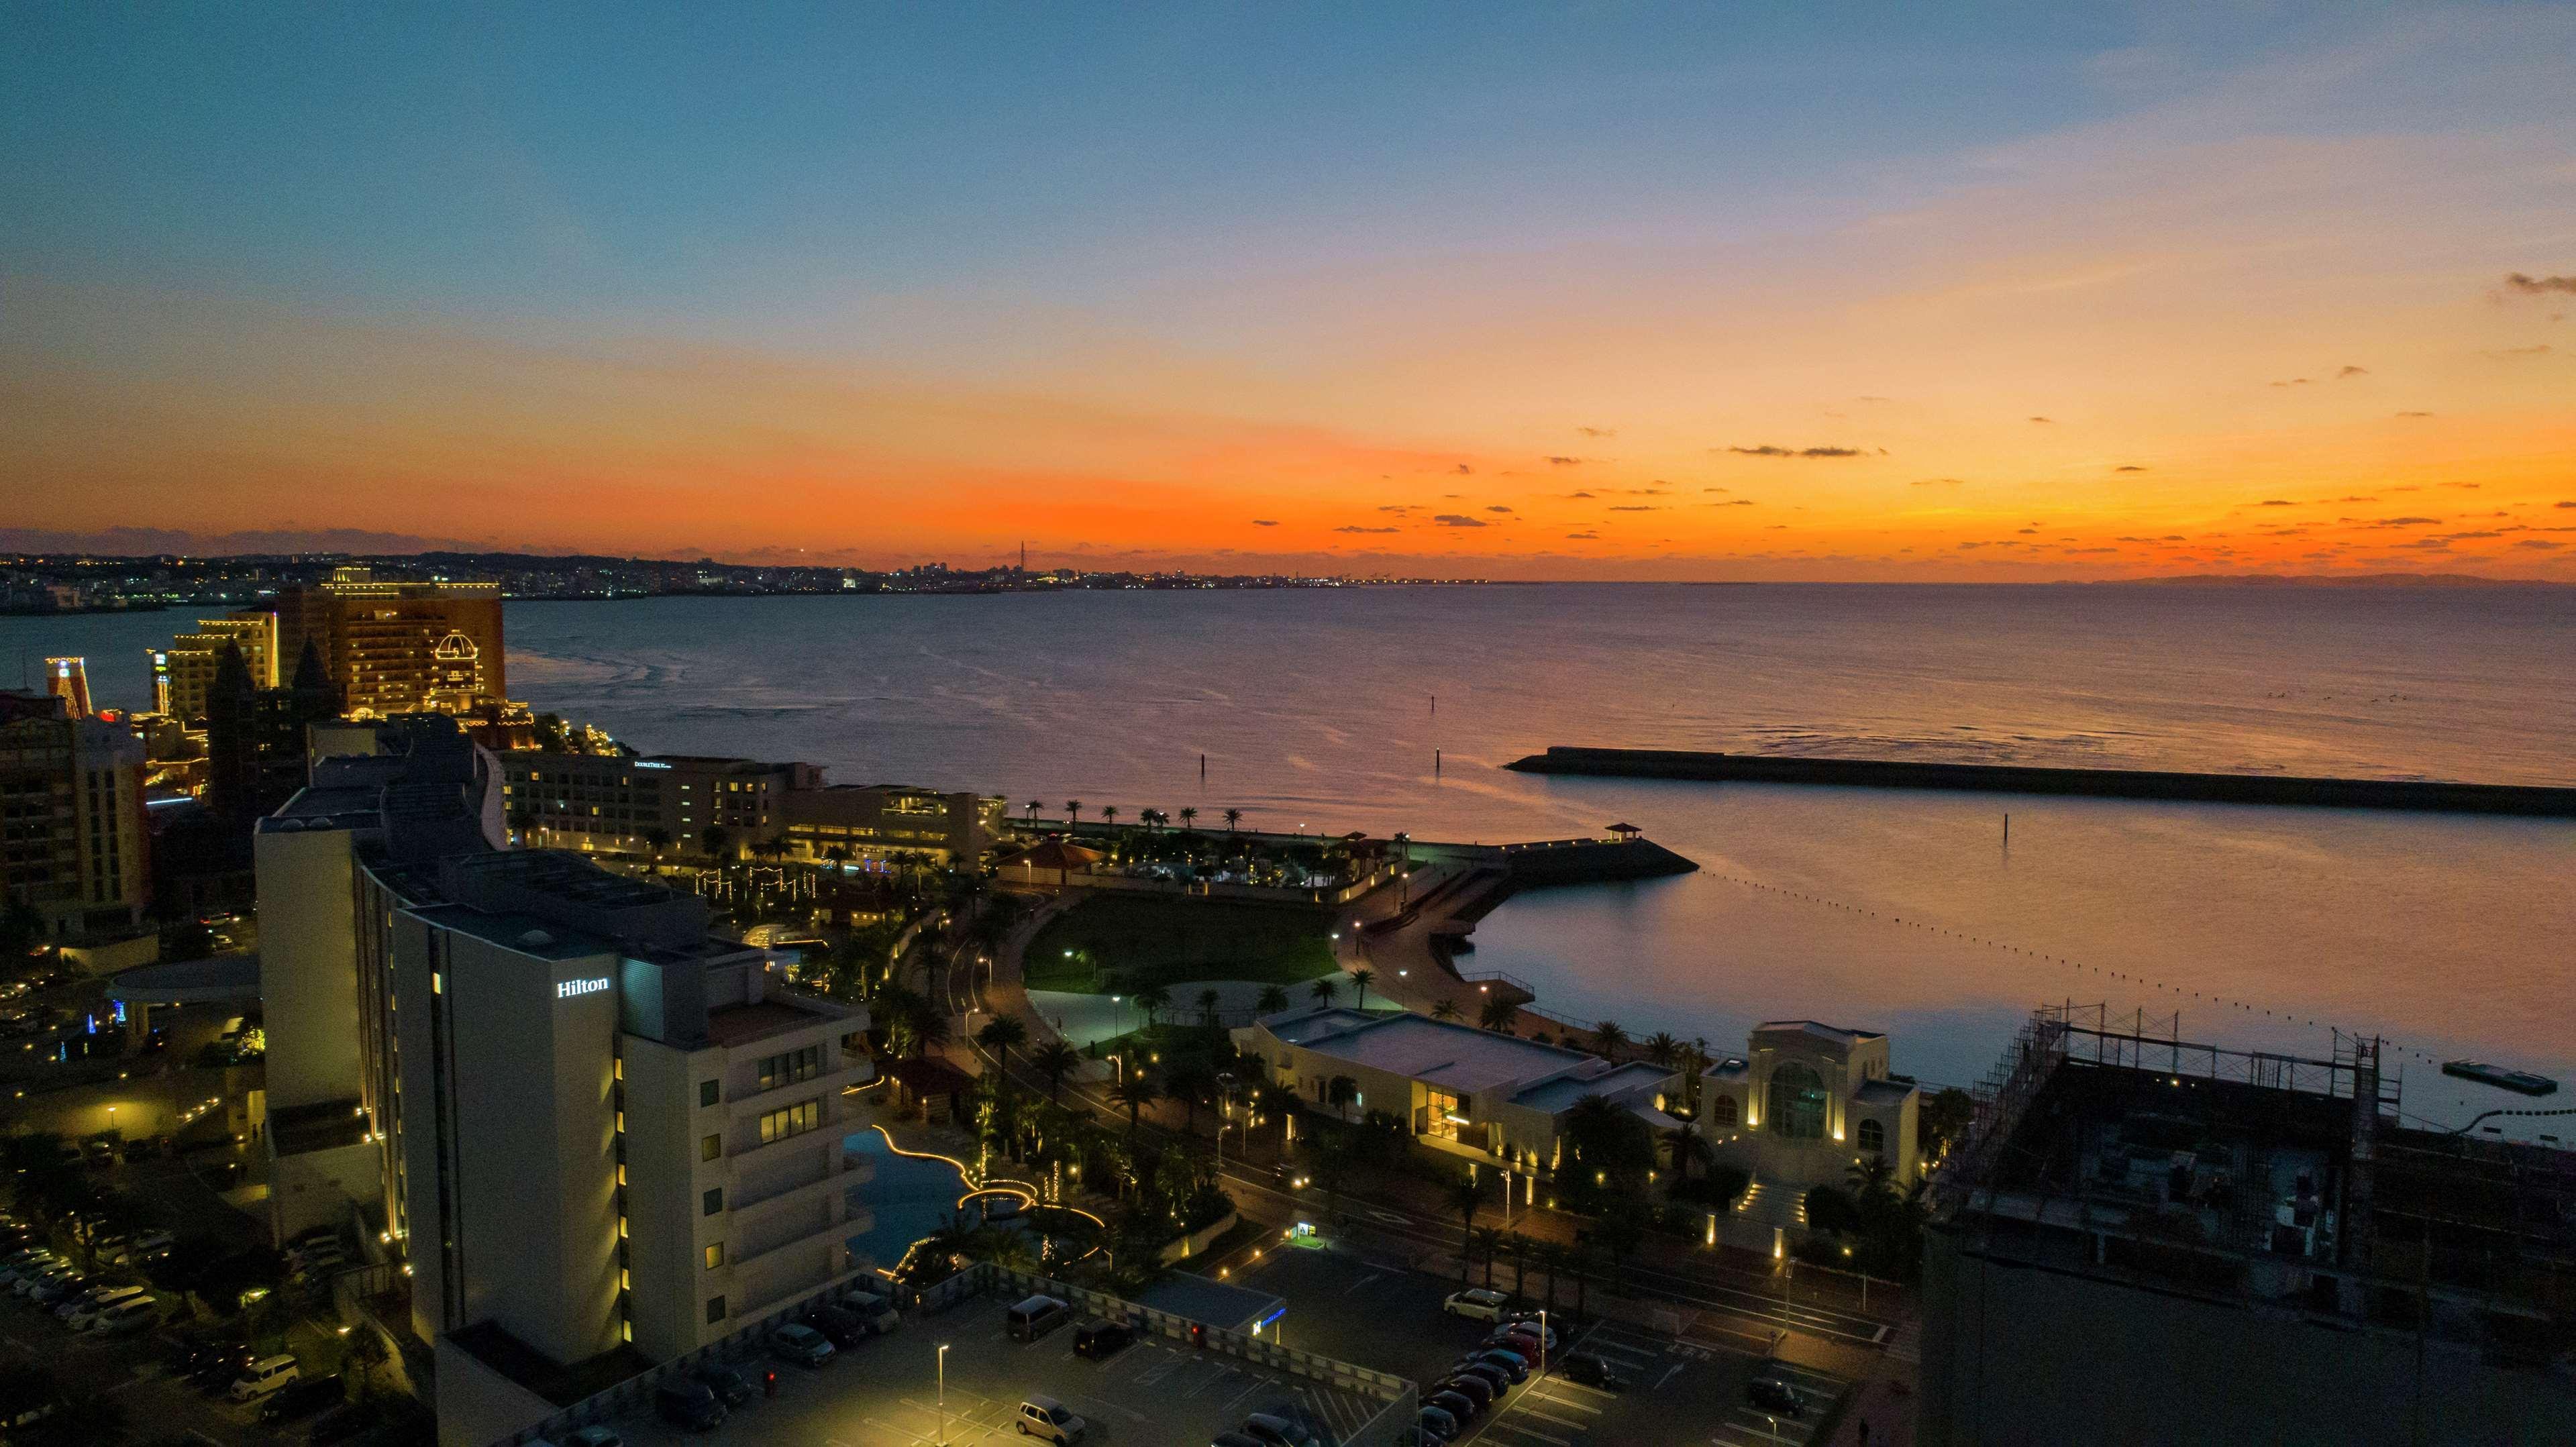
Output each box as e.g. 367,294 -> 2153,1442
1260,1008 -> 1602,1095
1131,1272 -> 1286,1334
707,998 -> 848,1049
405,904 -> 616,963
1509,1060 -> 1672,1113
1754,1020 -> 1884,1047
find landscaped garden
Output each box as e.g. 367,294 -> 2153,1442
1023,893 -> 1340,996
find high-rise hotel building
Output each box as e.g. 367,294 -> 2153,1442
155,566 -> 503,726
253,716 -> 875,1444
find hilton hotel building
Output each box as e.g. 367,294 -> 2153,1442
254,717 -> 876,1444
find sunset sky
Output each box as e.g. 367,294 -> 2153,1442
5,4 -> 2572,580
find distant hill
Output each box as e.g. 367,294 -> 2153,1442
2112,572 -> 2569,588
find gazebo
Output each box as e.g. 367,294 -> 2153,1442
1605,822 -> 1643,841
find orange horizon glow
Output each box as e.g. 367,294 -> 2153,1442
5,10 -> 2573,582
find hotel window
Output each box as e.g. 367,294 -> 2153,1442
1708,1095 -> 1739,1128
1857,1118 -> 1885,1156
705,1243 -> 723,1270
707,1295 -> 726,1324
703,1187 -> 723,1216
702,1133 -> 722,1162
700,1079 -> 720,1108
758,1098 -> 821,1145
756,1045 -> 823,1091
1766,1063 -> 1828,1141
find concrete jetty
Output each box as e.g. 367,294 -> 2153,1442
1506,745 -> 2576,817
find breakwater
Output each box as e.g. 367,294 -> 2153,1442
1505,746 -> 2576,817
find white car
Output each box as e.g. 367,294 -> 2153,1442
62,1285 -> 146,1327
1441,1288 -> 1510,1322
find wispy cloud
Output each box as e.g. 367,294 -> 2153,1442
1721,445 -> 1867,458
1574,427 -> 1614,437
1251,519 -> 1278,526
1335,525 -> 1398,534
1433,514 -> 1487,528
2502,272 -> 2576,296
2336,364 -> 2369,378
1545,455 -> 1584,466
1912,477 -> 1967,487
2114,465 -> 2147,473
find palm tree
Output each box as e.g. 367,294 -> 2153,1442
1031,1040 -> 1081,1102
1065,800 -> 1083,833
1197,987 -> 1223,1028
1223,808 -> 1242,833
1478,996 -> 1520,1032
1133,982 -> 1170,1030
1505,1232 -> 1533,1300
1107,1075 -> 1160,1139
1533,1238 -> 1564,1316
821,843 -> 851,871
1593,1020 -> 1630,1057
1099,805 -> 1120,833
1325,1074 -> 1359,1123
1256,984 -> 1291,1016
1847,1152 -> 1898,1203
1168,1062 -> 1220,1135
700,823 -> 731,858
1178,806 -> 1198,831
1662,1120 -> 1706,1190
1025,800 -> 1043,826
1255,1081 -> 1300,1149
1567,1240 -> 1596,1321
974,1016 -> 1028,1093
1470,1224 -> 1507,1288
641,826 -> 672,861
1349,968 -> 1375,1010
1444,1172 -> 1483,1282
1310,975 -> 1340,1006
1431,998 -> 1460,1022
1643,1032 -> 1681,1069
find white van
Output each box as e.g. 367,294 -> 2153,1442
229,1355 -> 300,1401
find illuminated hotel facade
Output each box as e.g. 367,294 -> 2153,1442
500,751 -> 1002,868
252,717 -> 876,1446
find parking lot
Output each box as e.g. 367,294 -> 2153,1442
1231,1242 -> 1849,1447
609,1292 -> 1400,1447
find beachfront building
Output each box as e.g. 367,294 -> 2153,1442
1233,1006 -> 1674,1172
499,750 -> 1000,868
1699,1020 -> 1921,1200
252,716 -> 879,1446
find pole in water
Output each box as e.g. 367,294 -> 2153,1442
1199,752 -> 1206,782
2003,812 -> 2010,846
1430,693 -> 1436,716
1435,748 -> 1441,778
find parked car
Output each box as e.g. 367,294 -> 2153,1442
187,1346 -> 257,1391
566,1428 -> 623,1447
1016,1394 -> 1088,1444
1416,1405 -> 1460,1443
690,1363 -> 756,1407
1490,1320 -> 1557,1354
1462,1348 -> 1529,1383
771,1322 -> 835,1367
1561,1352 -> 1630,1391
27,1272 -> 84,1305
228,1354 -> 301,1402
1240,1411 -> 1317,1447
1211,1434 -> 1266,1447
842,1289 -> 900,1334
654,1379 -> 727,1432
260,1375 -> 345,1424
1745,1373 -> 1805,1417
803,1303 -> 868,1349
1436,1374 -> 1494,1412
1448,1362 -> 1510,1399
1441,1287 -> 1510,1322
1072,1320 -> 1134,1360
1425,1389 -> 1481,1424
93,1297 -> 160,1335
64,1287 -> 148,1329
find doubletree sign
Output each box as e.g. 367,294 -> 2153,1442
557,977 -> 612,1000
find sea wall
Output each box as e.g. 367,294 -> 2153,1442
1507,746 -> 2576,816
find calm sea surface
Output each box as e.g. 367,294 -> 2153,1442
16,584 -> 2573,1136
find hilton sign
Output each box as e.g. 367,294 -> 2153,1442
556,977 -> 612,1000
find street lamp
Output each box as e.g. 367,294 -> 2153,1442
937,1343 -> 951,1446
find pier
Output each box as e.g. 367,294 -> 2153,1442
1505,745 -> 2576,817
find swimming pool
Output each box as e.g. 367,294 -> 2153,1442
843,1126 -> 976,1271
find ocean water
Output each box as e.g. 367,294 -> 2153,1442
17,584 -> 2573,1135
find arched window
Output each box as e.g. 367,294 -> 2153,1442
1857,1118 -> 1885,1156
1766,1063 -> 1827,1141
1708,1094 -> 1739,1128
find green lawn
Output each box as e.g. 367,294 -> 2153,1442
1023,893 -> 1338,994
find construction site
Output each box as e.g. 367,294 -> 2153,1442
1918,1004 -> 2576,1446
